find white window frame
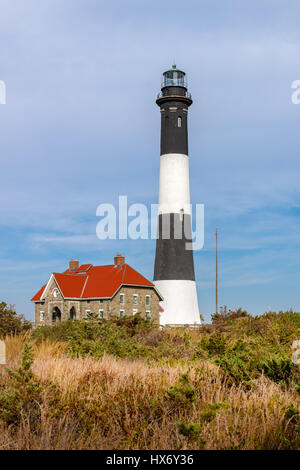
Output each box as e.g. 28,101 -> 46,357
40,311 -> 45,322
133,309 -> 138,315
120,293 -> 125,305
99,309 -> 104,318
133,294 -> 138,305
146,311 -> 151,319
145,295 -> 150,306
86,310 -> 91,315
120,309 -> 125,317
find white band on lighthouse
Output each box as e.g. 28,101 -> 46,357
158,153 -> 191,215
155,280 -> 200,325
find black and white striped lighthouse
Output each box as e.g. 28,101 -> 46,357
154,65 -> 200,325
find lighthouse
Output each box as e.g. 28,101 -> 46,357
154,65 -> 200,325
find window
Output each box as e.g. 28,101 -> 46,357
70,307 -> 76,320
120,293 -> 125,305
40,311 -> 45,322
133,295 -> 138,305
178,116 -> 182,127
87,300 -> 91,304
99,310 -> 104,319
145,295 -> 150,306
86,310 -> 91,315
120,310 -> 125,317
146,311 -> 151,320
52,288 -> 59,298
133,309 -> 138,315
99,299 -> 104,304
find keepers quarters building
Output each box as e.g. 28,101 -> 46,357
31,254 -> 162,325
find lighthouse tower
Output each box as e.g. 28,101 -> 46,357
154,65 -> 200,325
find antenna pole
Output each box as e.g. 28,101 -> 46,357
216,228 -> 218,315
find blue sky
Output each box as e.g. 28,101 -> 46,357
0,0 -> 300,322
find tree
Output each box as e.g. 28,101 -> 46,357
0,302 -> 32,337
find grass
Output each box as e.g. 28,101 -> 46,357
0,311 -> 299,450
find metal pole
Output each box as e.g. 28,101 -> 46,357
216,228 -> 218,315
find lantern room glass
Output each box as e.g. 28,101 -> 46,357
162,68 -> 186,88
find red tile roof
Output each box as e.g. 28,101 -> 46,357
53,273 -> 87,298
31,284 -> 47,302
31,263 -> 158,301
63,264 -> 93,275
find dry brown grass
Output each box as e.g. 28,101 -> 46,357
0,335 -> 299,450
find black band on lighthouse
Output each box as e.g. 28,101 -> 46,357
154,213 -> 196,281
159,103 -> 189,156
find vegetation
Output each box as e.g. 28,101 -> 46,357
0,302 -> 32,337
0,307 -> 299,449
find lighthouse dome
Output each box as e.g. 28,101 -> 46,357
162,65 -> 187,89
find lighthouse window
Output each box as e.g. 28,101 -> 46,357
178,117 -> 182,128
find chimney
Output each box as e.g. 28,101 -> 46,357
114,254 -> 125,267
69,259 -> 79,271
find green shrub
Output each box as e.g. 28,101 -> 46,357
200,332 -> 226,356
178,421 -> 202,438
257,358 -> 293,384
166,371 -> 196,407
284,404 -> 299,424
200,402 -> 226,423
0,343 -> 43,427
211,307 -> 250,324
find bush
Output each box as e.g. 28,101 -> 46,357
33,317 -> 155,360
0,343 -> 43,427
211,307 -> 250,325
199,332 -> 227,356
257,358 -> 294,384
166,371 -> 196,407
178,421 -> 202,438
0,302 -> 32,337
